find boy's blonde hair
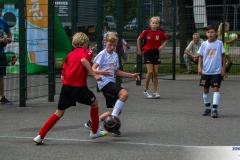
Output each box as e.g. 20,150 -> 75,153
106,32 -> 118,43
72,32 -> 89,48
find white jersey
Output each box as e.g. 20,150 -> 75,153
93,49 -> 120,90
198,39 -> 225,75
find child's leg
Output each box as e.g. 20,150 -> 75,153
111,89 -> 128,117
38,109 -> 63,139
144,64 -> 153,91
153,64 -> 159,92
203,87 -> 210,107
90,100 -> 100,134
213,87 -> 220,108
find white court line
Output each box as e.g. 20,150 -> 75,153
0,135 -> 225,149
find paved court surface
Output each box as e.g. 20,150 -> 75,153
0,76 -> 240,160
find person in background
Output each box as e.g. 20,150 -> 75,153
137,16 -> 168,99
0,4 -> 13,105
183,33 -> 203,74
217,22 -> 238,72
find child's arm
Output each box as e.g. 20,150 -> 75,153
158,39 -> 168,51
221,53 -> 226,77
115,69 -> 140,81
137,36 -> 143,56
81,59 -> 102,81
92,62 -> 112,76
198,55 -> 203,75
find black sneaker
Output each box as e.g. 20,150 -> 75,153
112,130 -> 121,136
211,109 -> 218,118
202,108 -> 211,116
0,96 -> 13,105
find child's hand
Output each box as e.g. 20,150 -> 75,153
94,75 -> 102,81
132,73 -> 140,81
137,50 -> 143,56
61,75 -> 64,81
101,68 -> 112,76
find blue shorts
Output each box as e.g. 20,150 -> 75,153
199,74 -> 222,88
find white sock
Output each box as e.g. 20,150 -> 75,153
213,92 -> 220,106
203,93 -> 210,104
111,100 -> 124,117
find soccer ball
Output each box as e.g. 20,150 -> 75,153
229,33 -> 238,40
103,115 -> 121,132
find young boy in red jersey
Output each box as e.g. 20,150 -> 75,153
33,32 -> 107,144
137,16 -> 168,99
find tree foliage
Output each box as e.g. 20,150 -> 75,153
104,0 -> 137,27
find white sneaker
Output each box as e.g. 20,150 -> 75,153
90,130 -> 108,139
84,120 -> 103,131
33,135 -> 44,145
153,92 -> 160,99
143,91 -> 153,98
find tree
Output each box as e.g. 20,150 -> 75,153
104,0 -> 138,27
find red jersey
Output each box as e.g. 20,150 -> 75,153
61,47 -> 94,87
139,28 -> 168,53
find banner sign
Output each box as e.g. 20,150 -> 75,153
26,0 -> 48,66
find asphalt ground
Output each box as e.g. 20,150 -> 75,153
0,75 -> 240,160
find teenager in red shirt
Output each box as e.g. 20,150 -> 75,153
137,16 -> 168,99
33,32 -> 107,144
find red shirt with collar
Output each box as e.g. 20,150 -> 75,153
61,47 -> 94,86
139,28 -> 168,53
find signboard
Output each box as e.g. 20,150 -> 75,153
55,0 -> 71,26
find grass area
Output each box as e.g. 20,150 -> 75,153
123,53 -> 240,75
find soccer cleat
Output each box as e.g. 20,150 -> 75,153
0,96 -> 13,105
90,130 -> 108,139
211,109 -> 218,118
143,91 -> 153,99
202,108 -> 211,116
112,130 -> 121,136
153,92 -> 160,99
33,135 -> 44,145
84,120 -> 103,131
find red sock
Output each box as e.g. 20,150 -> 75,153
39,114 -> 60,139
90,107 -> 99,133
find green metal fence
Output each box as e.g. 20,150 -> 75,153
1,0 -> 239,106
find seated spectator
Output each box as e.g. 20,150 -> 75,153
183,33 -> 203,74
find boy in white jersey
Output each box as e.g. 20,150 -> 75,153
198,24 -> 226,118
84,32 -> 140,135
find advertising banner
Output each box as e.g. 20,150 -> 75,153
26,0 -> 48,66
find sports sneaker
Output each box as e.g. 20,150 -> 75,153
143,91 -> 153,99
90,130 -> 108,139
153,92 -> 160,99
211,109 -> 218,118
33,135 -> 44,145
202,108 -> 211,116
84,120 -> 103,131
0,96 -> 13,105
112,130 -> 121,136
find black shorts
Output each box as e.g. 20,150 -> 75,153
101,82 -> 123,108
199,74 -> 222,88
58,85 -> 96,110
143,50 -> 160,65
0,54 -> 7,76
